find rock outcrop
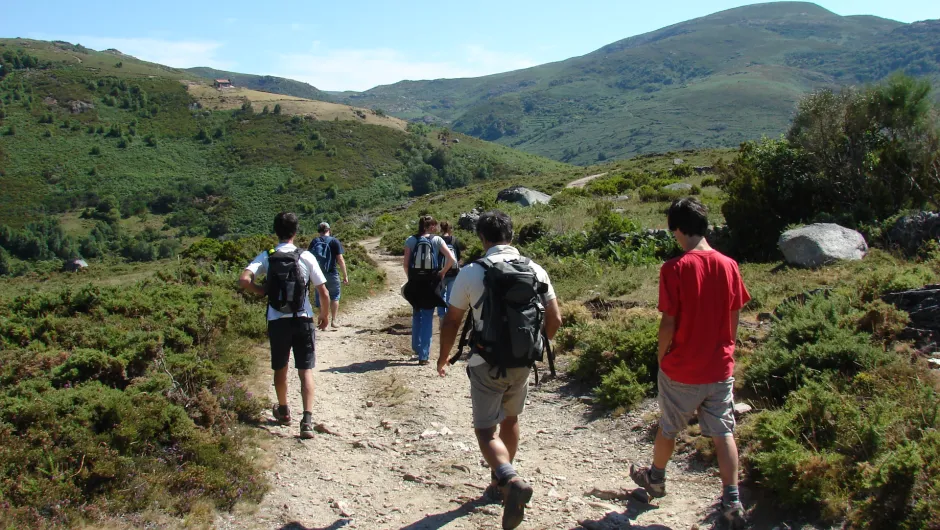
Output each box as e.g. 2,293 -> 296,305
887,211 -> 940,255
778,223 -> 868,268
496,186 -> 551,207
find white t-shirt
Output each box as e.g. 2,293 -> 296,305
245,243 -> 327,321
448,245 -> 556,367
405,234 -> 447,266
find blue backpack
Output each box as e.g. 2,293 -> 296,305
409,236 -> 438,277
309,236 -> 334,273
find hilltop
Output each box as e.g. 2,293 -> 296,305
185,66 -> 334,102
0,38 -> 572,240
337,2 -> 940,164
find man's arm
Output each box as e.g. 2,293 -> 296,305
437,306 -> 465,377
314,283 -> 329,330
731,310 -> 740,345
336,254 -> 349,284
402,246 -> 411,276
658,313 -> 677,363
239,270 -> 265,297
543,298 -> 563,341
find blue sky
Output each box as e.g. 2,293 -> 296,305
3,0 -> 938,91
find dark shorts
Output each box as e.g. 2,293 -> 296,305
268,317 -> 316,370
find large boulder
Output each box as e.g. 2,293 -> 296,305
496,186 -> 551,207
882,284 -> 940,349
887,211 -> 940,255
457,208 -> 481,231
778,223 -> 868,268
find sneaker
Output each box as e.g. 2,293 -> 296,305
331,321 -> 339,329
500,476 -> 533,530
272,405 -> 291,426
418,359 -> 430,366
722,499 -> 746,529
299,417 -> 315,439
629,464 -> 666,498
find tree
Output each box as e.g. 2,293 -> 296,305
409,163 -> 441,196
720,74 -> 940,259
273,104 -> 281,115
262,105 -> 269,115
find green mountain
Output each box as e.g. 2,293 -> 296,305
185,67 -> 334,102
337,2 -> 940,164
0,38 -> 570,237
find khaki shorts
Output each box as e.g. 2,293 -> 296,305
468,363 -> 531,430
658,370 -> 735,438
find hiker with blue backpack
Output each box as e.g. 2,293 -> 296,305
436,210 -> 563,530
239,212 -> 330,439
402,215 -> 456,365
309,222 -> 349,329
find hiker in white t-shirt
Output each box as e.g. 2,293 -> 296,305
436,210 -> 563,530
239,212 -> 329,439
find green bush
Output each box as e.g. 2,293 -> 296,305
742,294 -> 893,404
721,75 -> 940,260
567,314 -> 659,410
595,362 -> 653,410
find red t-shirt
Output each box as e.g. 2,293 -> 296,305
658,250 -> 750,384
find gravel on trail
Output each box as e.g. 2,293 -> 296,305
216,238 -> 728,530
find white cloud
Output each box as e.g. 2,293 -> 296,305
29,34 -> 234,69
274,45 -> 537,92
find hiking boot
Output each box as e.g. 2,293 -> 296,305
722,499 -> 746,529
418,359 -> 430,366
630,464 -> 666,498
272,405 -> 291,426
299,416 -> 315,439
500,476 -> 533,530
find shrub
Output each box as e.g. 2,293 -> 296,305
742,294 -> 893,404
595,362 -> 652,410
721,75 -> 940,260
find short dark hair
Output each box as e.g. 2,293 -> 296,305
274,212 -> 299,240
440,221 -> 451,235
667,198 -> 709,236
318,222 -> 330,234
476,210 -> 513,244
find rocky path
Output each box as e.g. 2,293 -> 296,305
565,173 -> 608,189
217,239 -> 723,530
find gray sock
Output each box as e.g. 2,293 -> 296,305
723,485 -> 740,505
494,463 -> 517,486
650,464 -> 666,483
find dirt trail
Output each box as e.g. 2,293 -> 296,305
565,173 -> 608,189
217,239 -> 722,530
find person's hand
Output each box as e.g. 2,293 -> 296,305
437,358 -> 448,377
317,313 -> 329,330
343,277 -> 350,285
438,271 -> 447,282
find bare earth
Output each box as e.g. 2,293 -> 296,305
565,173 -> 608,189
216,239 -> 725,530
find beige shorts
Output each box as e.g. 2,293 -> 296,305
658,370 -> 735,438
468,363 -> 531,430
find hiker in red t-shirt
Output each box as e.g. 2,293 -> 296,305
630,198 -> 750,528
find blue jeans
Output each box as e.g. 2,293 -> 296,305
412,308 -> 435,361
315,271 -> 342,307
437,276 -> 456,318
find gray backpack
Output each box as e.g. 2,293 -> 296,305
450,257 -> 555,380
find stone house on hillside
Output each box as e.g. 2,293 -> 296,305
214,79 -> 233,89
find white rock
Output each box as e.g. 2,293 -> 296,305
733,403 -> 754,416
928,358 -> 940,370
419,429 -> 439,439
333,500 -> 354,517
778,223 -> 868,268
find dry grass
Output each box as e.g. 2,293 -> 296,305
185,83 -> 408,131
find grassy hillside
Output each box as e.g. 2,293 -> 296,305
337,2 -> 939,164
186,66 -> 334,102
0,38 -> 570,239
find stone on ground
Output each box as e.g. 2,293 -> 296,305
778,223 -> 868,268
496,186 -> 551,207
662,182 -> 692,192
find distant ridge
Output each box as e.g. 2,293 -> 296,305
186,67 -> 333,102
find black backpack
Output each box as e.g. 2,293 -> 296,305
442,235 -> 460,278
265,248 -> 308,316
450,257 -> 556,381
